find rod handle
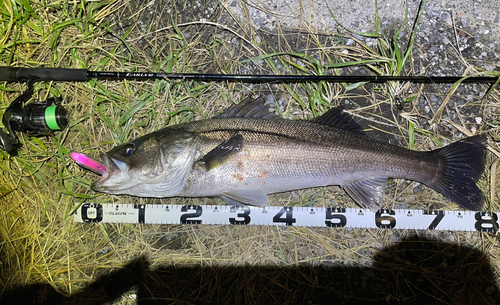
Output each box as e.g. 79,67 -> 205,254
0,67 -> 89,82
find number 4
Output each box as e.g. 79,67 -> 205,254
273,207 -> 296,226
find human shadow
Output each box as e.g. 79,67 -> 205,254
1,235 -> 499,304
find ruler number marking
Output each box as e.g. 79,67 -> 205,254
134,204 -> 146,223
229,206 -> 251,225
425,210 -> 445,230
325,208 -> 347,227
375,210 -> 396,229
273,207 -> 296,226
474,212 -> 499,233
180,205 -> 203,224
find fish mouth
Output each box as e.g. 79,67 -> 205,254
101,154 -> 120,174
91,154 -> 136,194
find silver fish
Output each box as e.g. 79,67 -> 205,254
92,97 -> 486,210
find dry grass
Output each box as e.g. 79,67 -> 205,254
1,0 -> 499,303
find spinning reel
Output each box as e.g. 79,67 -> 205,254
0,79 -> 68,155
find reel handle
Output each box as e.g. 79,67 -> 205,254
0,67 -> 89,82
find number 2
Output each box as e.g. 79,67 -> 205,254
180,205 -> 203,224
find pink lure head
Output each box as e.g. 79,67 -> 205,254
70,152 -> 107,176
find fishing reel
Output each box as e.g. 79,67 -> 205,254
0,79 -> 69,155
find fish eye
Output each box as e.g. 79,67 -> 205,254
121,143 -> 136,157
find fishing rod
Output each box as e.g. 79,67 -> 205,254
2,66 -> 499,83
1,66 -> 499,155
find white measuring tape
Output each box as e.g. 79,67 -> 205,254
73,204 -> 499,233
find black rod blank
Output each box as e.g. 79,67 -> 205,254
91,72 -> 499,84
0,67 -> 498,84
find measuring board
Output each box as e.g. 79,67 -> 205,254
73,203 -> 500,233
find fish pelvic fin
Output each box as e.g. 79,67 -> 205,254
427,134 -> 487,210
220,189 -> 268,207
343,178 -> 387,212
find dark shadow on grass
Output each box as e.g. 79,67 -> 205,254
1,235 -> 499,305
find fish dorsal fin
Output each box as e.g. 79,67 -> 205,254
220,189 -> 268,207
199,134 -> 244,171
343,178 -> 387,212
312,107 -> 364,134
215,96 -> 279,119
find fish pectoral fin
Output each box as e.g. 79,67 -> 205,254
343,178 -> 387,212
220,189 -> 268,207
199,134 -> 244,171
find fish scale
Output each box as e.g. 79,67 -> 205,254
177,119 -> 433,195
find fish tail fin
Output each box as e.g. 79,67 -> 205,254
428,134 -> 487,210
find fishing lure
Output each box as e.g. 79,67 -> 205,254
70,152 -> 107,176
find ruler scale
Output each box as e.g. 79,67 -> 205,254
73,203 -> 499,233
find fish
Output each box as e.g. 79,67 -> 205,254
91,97 -> 487,211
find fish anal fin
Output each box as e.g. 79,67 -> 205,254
199,134 -> 244,171
220,189 -> 268,207
343,178 -> 387,211
312,107 -> 364,134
